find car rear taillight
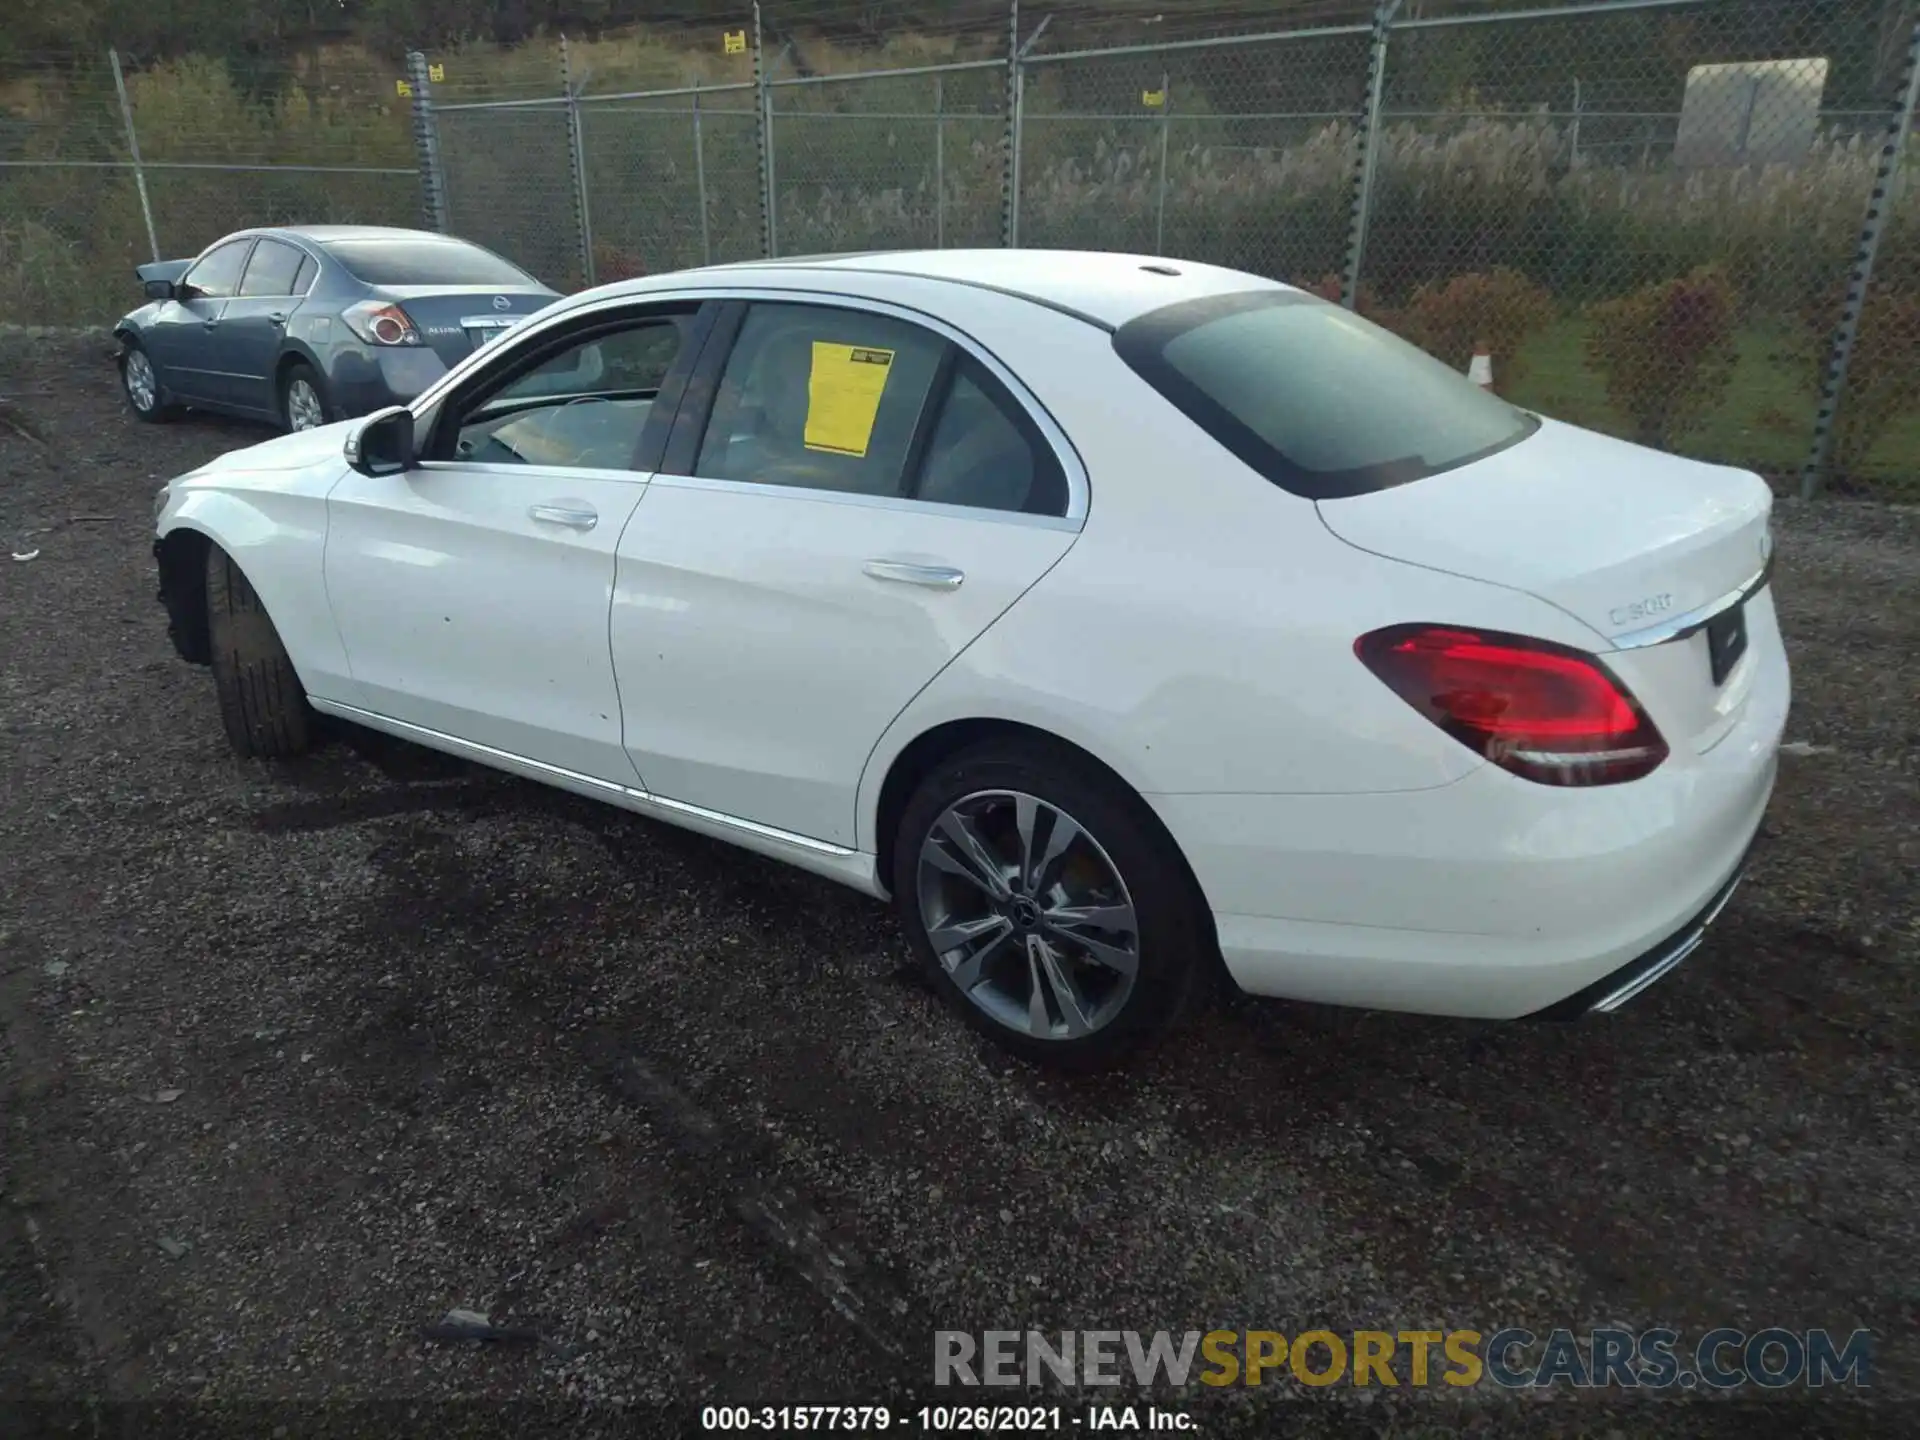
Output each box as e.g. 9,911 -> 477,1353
342,301 -> 421,347
1355,624 -> 1668,786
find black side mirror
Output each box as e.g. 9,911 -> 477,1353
144,278 -> 176,301
344,406 -> 416,477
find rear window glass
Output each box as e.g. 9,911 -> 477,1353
321,238 -> 534,287
1112,289 -> 1538,499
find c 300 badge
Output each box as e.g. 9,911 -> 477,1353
1610,592 -> 1674,628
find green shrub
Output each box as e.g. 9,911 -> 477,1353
1398,268 -> 1556,394
1585,265 -> 1741,447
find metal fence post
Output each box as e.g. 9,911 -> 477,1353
561,37 -> 596,288
107,49 -> 160,263
1002,1 -> 1022,247
1341,0 -> 1401,310
692,79 -> 713,266
753,2 -> 778,258
1802,14 -> 1920,497
934,72 -> 946,249
406,51 -> 449,233
1153,74 -> 1172,255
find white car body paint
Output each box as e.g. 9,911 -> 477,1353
155,250 -> 1788,1023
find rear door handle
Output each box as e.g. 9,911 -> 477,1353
528,503 -> 598,530
268,312 -> 287,327
863,559 -> 964,590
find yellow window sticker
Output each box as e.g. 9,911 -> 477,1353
804,343 -> 894,457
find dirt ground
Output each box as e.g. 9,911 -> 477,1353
1,334 -> 1915,1438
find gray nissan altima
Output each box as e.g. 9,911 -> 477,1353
113,225 -> 560,432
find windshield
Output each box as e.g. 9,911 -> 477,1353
1112,289 -> 1538,499
322,238 -> 536,288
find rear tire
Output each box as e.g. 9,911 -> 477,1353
118,336 -> 177,422
206,545 -> 312,759
891,738 -> 1210,1071
279,361 -> 331,433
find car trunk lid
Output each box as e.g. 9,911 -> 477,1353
376,286 -> 555,366
1318,417 -> 1775,750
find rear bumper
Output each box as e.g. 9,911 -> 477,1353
323,346 -> 449,417
1151,616 -> 1788,1020
1523,842 -> 1751,1019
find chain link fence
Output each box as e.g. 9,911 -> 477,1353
2,1 -> 1915,496
0,49 -> 418,330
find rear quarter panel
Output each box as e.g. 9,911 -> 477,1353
855,311 -> 1612,850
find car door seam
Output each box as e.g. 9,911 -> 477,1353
604,479 -> 659,794
849,527 -> 1087,853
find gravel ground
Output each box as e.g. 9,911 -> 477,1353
1,335 -> 1915,1438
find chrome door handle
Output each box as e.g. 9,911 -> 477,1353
528,503 -> 598,530
863,559 -> 964,590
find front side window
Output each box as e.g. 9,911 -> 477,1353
1113,289 -> 1538,499
693,303 -> 948,499
238,239 -> 306,298
452,316 -> 690,471
325,238 -> 536,288
183,240 -> 254,300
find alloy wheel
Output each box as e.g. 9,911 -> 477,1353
286,377 -> 325,431
915,789 -> 1140,1041
123,349 -> 157,412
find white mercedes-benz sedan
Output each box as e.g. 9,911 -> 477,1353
152,249 -> 1788,1068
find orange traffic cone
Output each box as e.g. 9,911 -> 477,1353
1466,342 -> 1494,391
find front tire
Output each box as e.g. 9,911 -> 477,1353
118,337 -> 176,422
891,739 -> 1211,1070
206,546 -> 312,758
279,361 -> 331,433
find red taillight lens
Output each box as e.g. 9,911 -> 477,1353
1355,624 -> 1668,786
342,300 -> 421,347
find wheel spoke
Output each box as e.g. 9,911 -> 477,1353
949,928 -> 1014,993
932,810 -> 1011,900
1031,937 -> 1094,1038
1030,808 -> 1082,893
1025,942 -> 1052,1036
926,912 -> 1011,957
1043,920 -> 1138,978
1013,794 -> 1040,893
1042,902 -> 1138,937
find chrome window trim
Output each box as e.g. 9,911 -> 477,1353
408,283 -> 1091,527
1608,552 -> 1774,651
413,459 -> 654,486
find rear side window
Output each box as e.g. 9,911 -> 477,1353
238,239 -> 306,297
1112,289 -> 1538,499
323,238 -> 535,287
292,255 -> 318,295
912,356 -> 1067,516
